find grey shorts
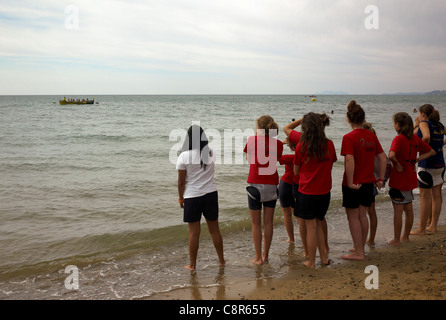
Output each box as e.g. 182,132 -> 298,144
417,167 -> 445,189
389,188 -> 414,205
247,183 -> 278,210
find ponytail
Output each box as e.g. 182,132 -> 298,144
346,100 -> 365,124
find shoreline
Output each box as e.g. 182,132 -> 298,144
147,193 -> 446,300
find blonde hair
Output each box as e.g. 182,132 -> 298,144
362,122 -> 376,134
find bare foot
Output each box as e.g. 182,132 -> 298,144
341,253 -> 364,260
250,258 -> 263,265
302,260 -> 315,268
321,258 -> 332,266
400,237 -> 410,243
287,238 -> 295,244
387,239 -> 401,247
426,226 -> 437,233
410,228 -> 426,235
184,265 -> 196,271
367,240 -> 375,246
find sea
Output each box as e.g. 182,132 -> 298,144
1,94 -> 445,299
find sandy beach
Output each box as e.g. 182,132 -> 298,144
147,193 -> 446,301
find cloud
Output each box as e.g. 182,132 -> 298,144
0,0 -> 445,94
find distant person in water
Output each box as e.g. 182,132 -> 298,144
341,100 -> 387,260
244,115 -> 283,265
176,125 -> 225,270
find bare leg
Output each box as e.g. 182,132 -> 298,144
205,219 -> 225,267
185,221 -> 201,270
358,205 -> 369,248
262,206 -> 275,263
282,207 -> 295,243
401,203 -> 414,242
427,184 -> 443,233
297,217 -> 308,257
321,218 -> 329,255
317,219 -> 329,265
411,188 -> 431,235
367,202 -> 377,245
250,209 -> 263,264
342,207 -> 367,260
302,219 -> 317,268
388,202 -> 403,247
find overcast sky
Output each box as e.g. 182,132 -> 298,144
0,0 -> 445,95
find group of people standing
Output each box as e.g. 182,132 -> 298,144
176,100 -> 444,270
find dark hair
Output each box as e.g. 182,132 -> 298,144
182,125 -> 211,169
300,112 -> 329,161
346,100 -> 365,124
393,112 -> 414,139
419,104 -> 441,130
419,104 -> 434,118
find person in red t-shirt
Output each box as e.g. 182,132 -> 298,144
244,115 -> 283,265
294,112 -> 336,268
283,118 -> 308,254
278,138 -> 296,243
387,112 -> 435,247
341,100 -> 387,260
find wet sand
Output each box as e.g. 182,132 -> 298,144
147,192 -> 446,300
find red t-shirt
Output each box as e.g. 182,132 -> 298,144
389,134 -> 432,191
288,130 -> 302,185
244,135 -> 283,185
294,139 -> 337,195
279,154 -> 294,185
341,129 -> 384,185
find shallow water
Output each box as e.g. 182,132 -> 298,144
1,94 -> 445,299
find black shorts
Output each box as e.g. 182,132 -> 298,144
279,180 -> 295,208
183,191 -> 219,222
294,191 -> 330,220
342,183 -> 374,209
292,182 -> 299,199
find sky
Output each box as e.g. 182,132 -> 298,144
0,0 -> 445,95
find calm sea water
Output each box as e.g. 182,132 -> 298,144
1,94 -> 445,299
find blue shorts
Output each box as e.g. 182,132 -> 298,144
183,191 -> 219,222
